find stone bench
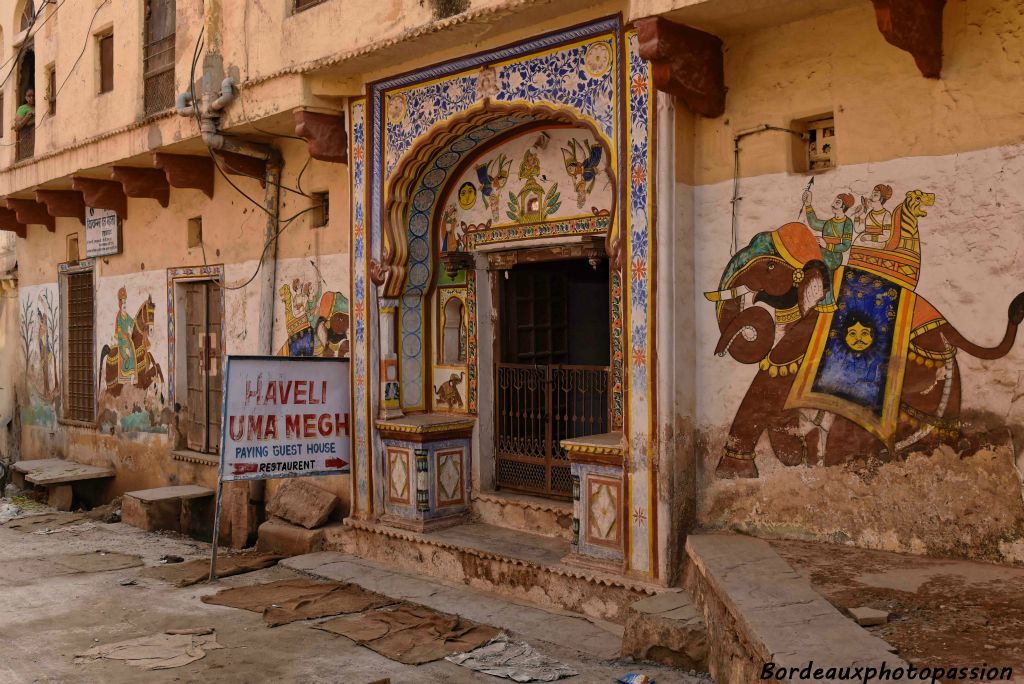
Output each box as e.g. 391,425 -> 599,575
12,459 -> 116,511
122,485 -> 216,540
684,534 -> 907,683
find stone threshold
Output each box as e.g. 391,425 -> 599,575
328,518 -> 664,623
471,490 -> 574,541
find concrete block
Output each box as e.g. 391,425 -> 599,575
621,590 -> 708,669
256,517 -> 325,557
48,485 -> 73,512
122,494 -> 180,533
849,606 -> 890,626
266,479 -> 338,529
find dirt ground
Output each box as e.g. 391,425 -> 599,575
0,507 -> 708,684
771,539 -> 1024,682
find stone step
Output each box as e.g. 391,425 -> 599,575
122,485 -> 216,540
684,533 -> 906,683
471,491 -> 574,541
326,519 -> 664,624
621,589 -> 708,670
11,458 -> 116,511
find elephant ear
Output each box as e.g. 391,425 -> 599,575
798,260 -> 828,315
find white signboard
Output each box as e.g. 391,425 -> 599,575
220,356 -> 351,482
84,207 -> 121,257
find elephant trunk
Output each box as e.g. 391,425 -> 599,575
714,303 -> 776,364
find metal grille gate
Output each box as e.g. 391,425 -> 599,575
495,363 -> 609,498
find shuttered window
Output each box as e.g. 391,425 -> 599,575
144,0 -> 175,115
294,0 -> 328,13
65,271 -> 95,423
99,33 -> 114,94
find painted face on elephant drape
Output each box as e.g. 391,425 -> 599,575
845,321 -> 874,351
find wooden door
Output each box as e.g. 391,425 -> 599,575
183,281 -> 221,453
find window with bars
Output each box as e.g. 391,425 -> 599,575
64,270 -> 95,423
144,0 -> 175,115
98,32 -> 113,94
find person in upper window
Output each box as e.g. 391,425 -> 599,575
13,89 -> 34,131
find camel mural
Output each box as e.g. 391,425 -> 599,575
706,187 -> 1024,478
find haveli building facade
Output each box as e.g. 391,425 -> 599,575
3,0 -> 1024,593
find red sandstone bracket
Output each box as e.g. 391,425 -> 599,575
294,110 -> 348,164
70,177 -> 128,220
635,16 -> 725,118
34,190 -> 86,225
111,166 -> 171,207
0,207 -> 28,238
6,198 -> 55,232
153,152 -> 215,198
212,149 -> 267,186
871,0 -> 945,78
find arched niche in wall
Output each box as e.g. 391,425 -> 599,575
440,294 -> 466,365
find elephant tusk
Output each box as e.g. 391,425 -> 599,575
704,285 -> 752,302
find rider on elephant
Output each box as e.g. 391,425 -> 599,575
803,190 -> 854,312
114,287 -> 137,383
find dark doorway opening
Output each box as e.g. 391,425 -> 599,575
495,258 -> 611,498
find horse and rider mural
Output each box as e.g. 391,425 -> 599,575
99,288 -> 165,397
706,187 -> 1024,479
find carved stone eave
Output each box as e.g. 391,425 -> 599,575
153,153 -> 215,198
213,150 -> 267,186
635,16 -> 725,118
6,198 -> 55,231
34,190 -> 86,225
0,208 -> 27,238
111,166 -> 171,207
71,177 -> 128,220
294,109 -> 348,164
871,0 -> 945,78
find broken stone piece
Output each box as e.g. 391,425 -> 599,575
849,606 -> 889,626
266,479 -> 338,529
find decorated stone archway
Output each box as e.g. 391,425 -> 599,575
349,16 -> 662,578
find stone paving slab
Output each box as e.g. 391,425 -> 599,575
282,551 -> 622,659
124,486 -> 214,502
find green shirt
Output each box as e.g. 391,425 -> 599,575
16,103 -> 33,118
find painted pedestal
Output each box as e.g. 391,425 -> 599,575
377,414 -> 475,532
563,432 -> 627,572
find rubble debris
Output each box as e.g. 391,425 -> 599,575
266,479 -> 338,529
159,554 -> 184,564
318,603 -> 499,665
140,552 -> 283,587
84,497 -> 122,523
849,606 -> 890,626
117,578 -> 138,586
203,578 -> 396,626
74,628 -> 223,670
446,633 -> 578,681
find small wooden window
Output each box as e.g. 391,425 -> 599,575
45,64 -> 55,114
65,270 -> 95,423
294,0 -> 328,12
98,33 -> 114,93
311,191 -> 329,227
791,113 -> 836,173
66,233 -> 79,262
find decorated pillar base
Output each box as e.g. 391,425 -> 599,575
377,414 -> 475,533
562,432 -> 627,573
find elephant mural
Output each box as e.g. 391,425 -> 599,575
706,189 -> 1024,479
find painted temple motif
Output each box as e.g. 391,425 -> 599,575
350,19 -> 660,575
